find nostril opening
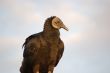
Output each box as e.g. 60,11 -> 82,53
55,22 -> 57,24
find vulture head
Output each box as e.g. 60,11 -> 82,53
52,16 -> 68,31
44,16 -> 68,31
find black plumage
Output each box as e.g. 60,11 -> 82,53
20,16 -> 68,73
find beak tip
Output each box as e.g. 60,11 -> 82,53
66,29 -> 69,31
61,24 -> 69,31
63,27 -> 69,31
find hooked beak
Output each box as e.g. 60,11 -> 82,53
61,24 -> 69,31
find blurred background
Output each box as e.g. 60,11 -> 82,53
0,0 -> 110,73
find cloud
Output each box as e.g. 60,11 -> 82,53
0,0 -> 43,37
0,36 -> 23,73
0,36 -> 23,59
0,0 -> 41,24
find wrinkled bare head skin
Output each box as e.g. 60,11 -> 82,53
52,16 -> 68,31
44,16 -> 68,31
20,16 -> 68,73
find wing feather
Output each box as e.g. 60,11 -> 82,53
55,39 -> 64,66
23,33 -> 41,57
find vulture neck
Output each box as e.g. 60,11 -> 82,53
43,24 -> 60,42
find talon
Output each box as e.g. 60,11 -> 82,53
48,71 -> 51,73
36,72 -> 39,73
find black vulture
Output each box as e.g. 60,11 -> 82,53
20,16 -> 68,73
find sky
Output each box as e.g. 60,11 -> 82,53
0,0 -> 110,73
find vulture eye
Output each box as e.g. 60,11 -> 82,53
57,21 -> 60,23
55,22 -> 57,24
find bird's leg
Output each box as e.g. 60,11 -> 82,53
48,65 -> 54,73
33,64 -> 40,73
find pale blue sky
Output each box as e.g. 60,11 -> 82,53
0,0 -> 110,73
